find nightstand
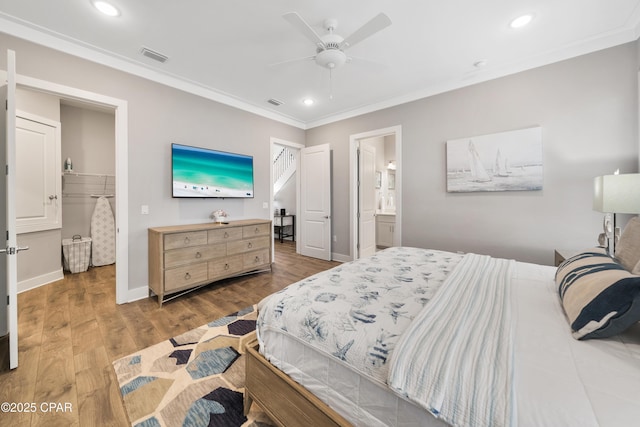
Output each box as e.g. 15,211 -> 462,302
554,249 -> 580,266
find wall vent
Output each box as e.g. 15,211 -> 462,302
267,98 -> 284,106
141,47 -> 169,63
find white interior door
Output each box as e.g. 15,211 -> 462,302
1,50 -> 20,369
358,144 -> 377,257
300,144 -> 331,260
16,115 -> 61,233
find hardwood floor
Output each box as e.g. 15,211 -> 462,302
0,241 -> 340,426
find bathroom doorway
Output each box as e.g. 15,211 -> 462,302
349,126 -> 402,261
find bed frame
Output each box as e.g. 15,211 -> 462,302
244,337 -> 351,427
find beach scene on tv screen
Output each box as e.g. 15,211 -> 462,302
172,145 -> 254,198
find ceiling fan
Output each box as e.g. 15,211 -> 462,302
280,11 -> 392,97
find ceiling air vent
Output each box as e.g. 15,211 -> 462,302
140,47 -> 169,63
267,98 -> 284,106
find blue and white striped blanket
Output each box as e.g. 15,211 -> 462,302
388,253 -> 516,427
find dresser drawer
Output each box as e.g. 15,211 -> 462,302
208,227 -> 243,243
209,254 -> 244,278
164,243 -> 226,269
227,236 -> 271,255
244,249 -> 270,268
243,223 -> 271,238
164,263 -> 208,291
164,231 -> 208,250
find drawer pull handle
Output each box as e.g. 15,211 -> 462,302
195,252 -> 202,258
184,272 -> 191,280
255,227 -> 259,233
254,256 -> 260,263
224,263 -> 229,270
184,236 -> 190,245
248,242 -> 253,249
224,232 -> 229,238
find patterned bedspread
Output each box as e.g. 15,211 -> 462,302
257,246 -> 463,385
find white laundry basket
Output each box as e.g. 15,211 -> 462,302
62,235 -> 92,273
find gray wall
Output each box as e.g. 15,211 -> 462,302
307,42 -> 639,265
274,174 -> 296,216
61,104 -> 116,240
1,33 -> 305,293
2,32 -> 638,295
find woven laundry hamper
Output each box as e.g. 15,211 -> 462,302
62,235 -> 92,273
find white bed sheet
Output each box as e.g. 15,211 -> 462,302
259,259 -> 640,427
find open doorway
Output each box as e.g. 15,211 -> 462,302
270,137 -> 303,257
15,73 -> 129,303
349,125 -> 402,261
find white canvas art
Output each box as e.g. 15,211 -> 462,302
446,126 -> 543,193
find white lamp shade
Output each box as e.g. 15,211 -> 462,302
593,173 -> 640,213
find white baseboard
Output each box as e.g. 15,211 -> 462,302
18,269 -> 64,293
124,286 -> 150,304
331,252 -> 351,263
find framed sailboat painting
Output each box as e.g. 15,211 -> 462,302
445,126 -> 543,193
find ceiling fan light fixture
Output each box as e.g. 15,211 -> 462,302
92,0 -> 120,17
315,49 -> 347,69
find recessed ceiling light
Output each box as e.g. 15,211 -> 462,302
92,1 -> 120,17
510,14 -> 533,29
303,98 -> 315,106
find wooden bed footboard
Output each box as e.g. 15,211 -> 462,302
244,338 -> 351,427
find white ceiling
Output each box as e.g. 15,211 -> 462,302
1,1 -> 640,129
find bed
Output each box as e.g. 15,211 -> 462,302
245,242 -> 640,427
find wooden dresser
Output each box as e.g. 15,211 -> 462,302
148,219 -> 272,306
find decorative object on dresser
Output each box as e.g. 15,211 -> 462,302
209,209 -> 228,224
148,219 -> 272,307
593,172 -> 640,255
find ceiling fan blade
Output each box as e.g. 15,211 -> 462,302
340,13 -> 391,49
283,12 -> 325,48
268,55 -> 316,67
347,55 -> 388,69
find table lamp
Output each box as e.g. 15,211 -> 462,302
593,172 -> 640,255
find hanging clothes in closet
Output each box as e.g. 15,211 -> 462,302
91,196 -> 116,266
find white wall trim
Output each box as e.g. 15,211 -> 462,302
18,269 -> 63,293
125,286 -> 151,303
349,125 -> 402,260
331,253 -> 351,263
14,73 -> 130,304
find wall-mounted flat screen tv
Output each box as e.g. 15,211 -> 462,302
172,143 -> 254,198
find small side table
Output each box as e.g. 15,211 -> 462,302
274,215 -> 295,243
554,249 -> 582,266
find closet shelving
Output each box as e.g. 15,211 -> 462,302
62,172 -> 115,198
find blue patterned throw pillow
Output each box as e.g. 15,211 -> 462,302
556,247 -> 640,340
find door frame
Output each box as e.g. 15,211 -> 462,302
269,137 -> 303,257
349,125 -> 402,261
13,73 -> 129,303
